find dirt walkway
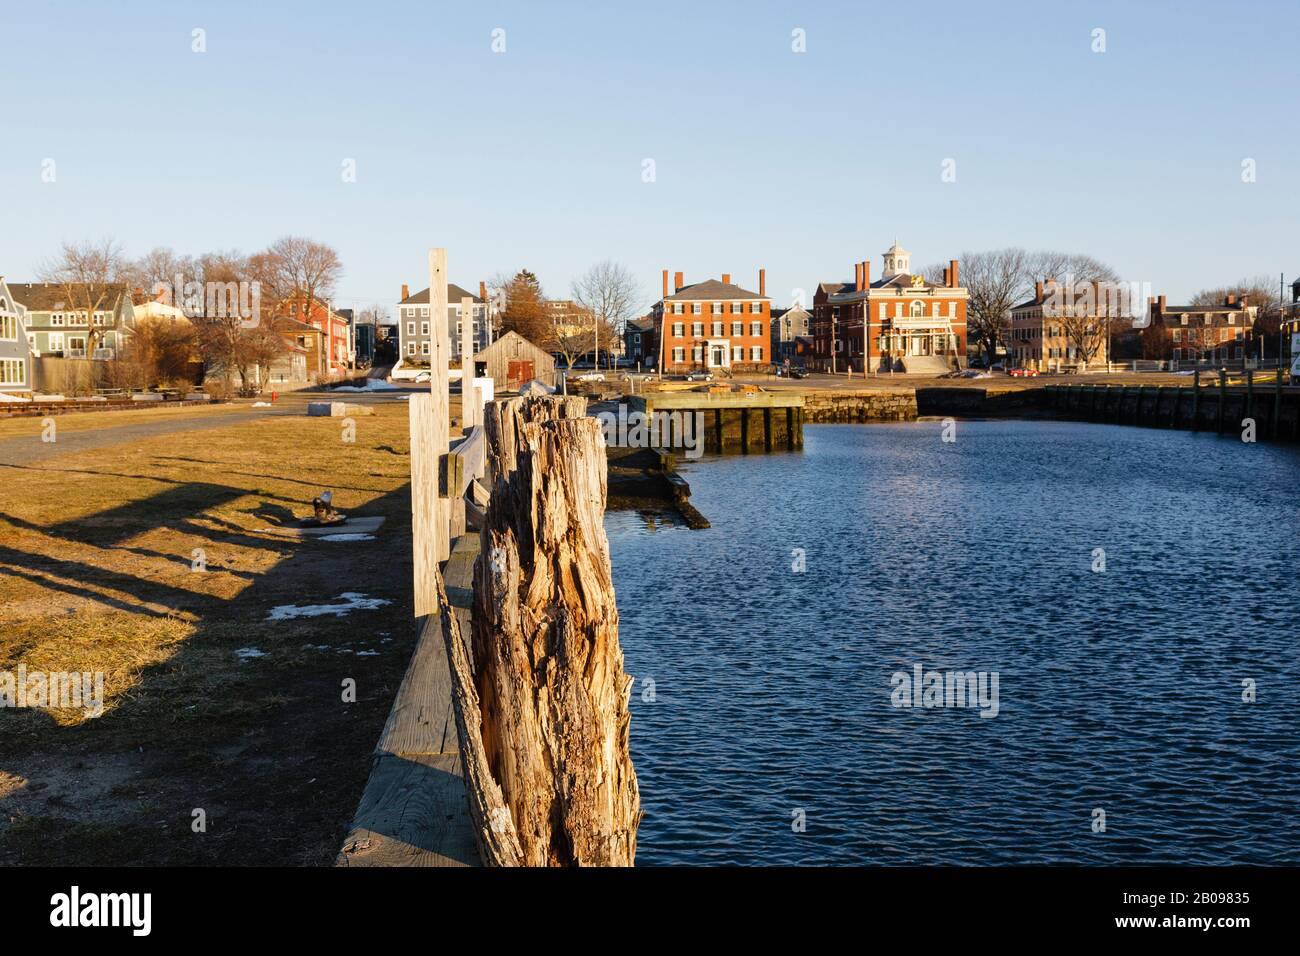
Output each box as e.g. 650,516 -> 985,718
0,408 -> 297,466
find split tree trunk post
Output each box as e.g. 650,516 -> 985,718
437,394 -> 640,865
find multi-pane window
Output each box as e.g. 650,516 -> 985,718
421,342 -> 430,355
731,303 -> 742,314
711,322 -> 723,336
672,347 -> 685,362
692,303 -> 702,315
750,302 -> 762,314
730,322 -> 743,336
0,359 -> 24,384
691,346 -> 703,362
0,315 -> 15,339
750,346 -> 763,361
407,322 -> 415,335
421,322 -> 430,335
732,346 -> 743,361
711,303 -> 723,315
691,322 -> 704,337
673,303 -> 684,314
671,322 -> 684,337
750,322 -> 762,337
51,313 -> 65,326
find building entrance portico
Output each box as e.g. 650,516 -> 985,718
706,339 -> 730,369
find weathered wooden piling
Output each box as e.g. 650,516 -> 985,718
448,395 -> 640,866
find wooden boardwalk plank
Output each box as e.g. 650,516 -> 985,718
337,753 -> 477,867
338,533 -> 483,867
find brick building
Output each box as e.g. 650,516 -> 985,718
651,269 -> 770,373
1008,280 -> 1113,372
812,241 -> 968,374
1143,294 -> 1258,366
275,293 -> 351,377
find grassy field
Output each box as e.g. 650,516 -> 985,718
0,401 -> 426,865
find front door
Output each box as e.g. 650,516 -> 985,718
507,360 -> 534,387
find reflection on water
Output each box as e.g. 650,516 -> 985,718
605,421 -> 1300,865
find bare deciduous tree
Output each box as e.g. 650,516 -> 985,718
571,261 -> 641,370
947,248 -> 1117,363
38,239 -> 128,355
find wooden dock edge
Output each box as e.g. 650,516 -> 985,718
335,533 -> 482,867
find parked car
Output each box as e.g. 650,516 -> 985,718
572,371 -> 605,382
1008,366 -> 1039,377
788,366 -> 810,379
684,371 -> 713,382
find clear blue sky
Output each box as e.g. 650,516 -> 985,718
3,0 -> 1297,313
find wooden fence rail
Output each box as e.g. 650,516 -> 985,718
339,247 -> 639,868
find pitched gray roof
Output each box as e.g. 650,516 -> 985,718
8,282 -> 129,312
400,283 -> 482,305
664,279 -> 765,301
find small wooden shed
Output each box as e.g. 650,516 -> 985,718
475,330 -> 556,390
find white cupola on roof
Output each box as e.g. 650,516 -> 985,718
882,238 -> 910,279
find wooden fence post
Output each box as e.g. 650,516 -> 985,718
460,294 -> 478,429
429,249 -> 451,561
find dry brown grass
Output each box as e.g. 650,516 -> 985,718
0,401 -> 424,865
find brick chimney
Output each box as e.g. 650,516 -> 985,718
479,280 -> 487,303
662,269 -> 669,299
722,273 -> 731,286
401,283 -> 409,301
1035,281 -> 1044,303
855,262 -> 863,291
1226,293 -> 1236,306
674,271 -> 684,293
949,259 -> 959,288
759,268 -> 766,297
862,260 -> 871,288
1158,294 -> 1166,311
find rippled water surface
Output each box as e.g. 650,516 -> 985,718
606,421 -> 1300,865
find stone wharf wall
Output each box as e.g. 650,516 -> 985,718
801,390 -> 918,423
1045,382 -> 1300,442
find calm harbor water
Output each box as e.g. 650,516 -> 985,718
606,420 -> 1300,865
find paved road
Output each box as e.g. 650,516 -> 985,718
0,407 -> 303,467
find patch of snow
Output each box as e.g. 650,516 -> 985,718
0,393 -> 32,403
266,592 -> 393,621
235,647 -> 267,660
333,379 -> 400,393
319,532 -> 375,542
252,401 -> 272,407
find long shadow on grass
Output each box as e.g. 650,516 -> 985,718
0,482 -> 415,867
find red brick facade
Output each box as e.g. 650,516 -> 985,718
651,269 -> 771,373
813,242 -> 968,373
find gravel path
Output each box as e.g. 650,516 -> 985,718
0,408 -> 298,466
